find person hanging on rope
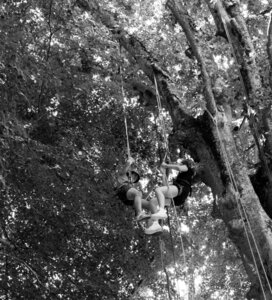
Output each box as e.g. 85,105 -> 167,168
148,159 -> 196,223
116,156 -> 154,222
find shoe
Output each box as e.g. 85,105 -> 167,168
136,211 -> 151,222
144,221 -> 163,235
151,208 -> 167,220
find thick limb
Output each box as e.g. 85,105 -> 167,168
133,195 -> 143,214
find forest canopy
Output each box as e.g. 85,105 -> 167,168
1,0 -> 272,299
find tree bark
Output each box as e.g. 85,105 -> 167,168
207,0 -> 272,217
167,1 -> 272,297
264,12 -> 272,166
83,0 -> 272,297
214,0 -> 262,105
85,0 -> 225,196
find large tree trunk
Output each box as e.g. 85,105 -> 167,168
166,1 -> 272,298
209,0 -> 272,216
84,0 -> 272,298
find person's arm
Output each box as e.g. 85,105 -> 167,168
161,162 -> 188,173
159,165 -> 169,186
122,157 -> 135,174
117,157 -> 135,184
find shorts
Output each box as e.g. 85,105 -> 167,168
116,184 -> 134,206
172,184 -> 190,206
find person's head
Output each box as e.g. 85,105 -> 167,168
194,162 -> 204,174
181,159 -> 194,168
127,170 -> 140,183
189,161 -> 204,183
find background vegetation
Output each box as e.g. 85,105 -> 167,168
0,0 -> 271,299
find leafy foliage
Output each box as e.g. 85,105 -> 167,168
0,0 -> 271,299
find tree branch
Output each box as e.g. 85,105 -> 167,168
76,0 -> 226,197
166,0 -> 218,116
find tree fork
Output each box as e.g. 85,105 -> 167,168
84,0 -> 224,192
167,0 -> 272,295
212,0 -> 272,216
82,0 -> 272,295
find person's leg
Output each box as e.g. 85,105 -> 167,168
142,197 -> 157,214
127,188 -> 150,221
155,185 -> 179,209
143,197 -> 163,234
144,197 -> 162,234
151,185 -> 179,220
126,188 -> 142,213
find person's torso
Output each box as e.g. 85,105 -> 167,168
118,174 -> 134,188
174,166 -> 194,186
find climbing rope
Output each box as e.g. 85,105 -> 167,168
123,114 -> 131,158
212,2 -> 272,297
216,125 -> 272,299
162,164 -> 190,298
153,80 -> 180,297
166,206 -> 181,298
154,74 -> 189,296
154,74 -> 170,160
159,236 -> 172,300
119,46 -> 131,158
216,1 -> 272,183
206,109 -> 272,299
166,207 -> 178,269
217,0 -> 271,180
